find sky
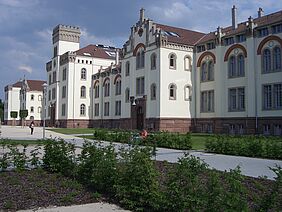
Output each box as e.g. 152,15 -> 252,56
0,0 -> 281,99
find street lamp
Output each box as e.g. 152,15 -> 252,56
42,83 -> 47,140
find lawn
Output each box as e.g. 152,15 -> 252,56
0,139 -> 47,145
48,128 -> 96,135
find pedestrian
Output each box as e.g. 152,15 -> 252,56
29,121 -> 35,135
140,129 -> 148,139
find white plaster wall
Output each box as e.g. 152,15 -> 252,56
4,88 -> 21,121
25,91 -> 43,120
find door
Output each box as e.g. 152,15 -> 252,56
137,106 -> 144,130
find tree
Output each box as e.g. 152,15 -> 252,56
19,109 -> 28,127
10,111 -> 18,126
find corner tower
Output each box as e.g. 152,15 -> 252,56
52,24 -> 81,57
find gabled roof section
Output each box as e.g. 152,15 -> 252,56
156,23 -> 206,45
75,44 -> 119,60
26,80 -> 46,91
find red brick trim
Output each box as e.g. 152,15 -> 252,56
196,51 -> 216,67
102,77 -> 110,86
113,74 -> 121,85
133,43 -> 146,56
257,35 -> 282,55
224,44 -> 247,61
93,80 -> 99,87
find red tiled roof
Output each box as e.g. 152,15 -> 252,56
75,44 -> 118,60
156,23 -> 206,45
12,81 -> 22,88
26,80 -> 46,91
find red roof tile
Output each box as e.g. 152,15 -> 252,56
26,80 -> 46,91
156,23 -> 206,45
75,44 -> 118,60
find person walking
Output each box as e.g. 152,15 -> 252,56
29,121 -> 35,135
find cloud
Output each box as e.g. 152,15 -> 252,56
0,0 -> 39,7
18,65 -> 33,73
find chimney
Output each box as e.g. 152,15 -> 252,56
232,5 -> 237,29
115,49 -> 119,65
258,7 -> 264,18
140,8 -> 145,23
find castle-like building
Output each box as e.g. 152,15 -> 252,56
44,6 -> 281,135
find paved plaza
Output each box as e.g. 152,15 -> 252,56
1,125 -> 282,180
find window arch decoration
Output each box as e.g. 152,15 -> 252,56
184,55 -> 192,71
184,85 -> 192,101
81,68 -> 86,80
80,86 -> 86,98
197,51 -> 216,67
257,35 -> 282,55
168,83 -> 177,100
80,104 -> 86,116
224,44 -> 247,61
168,52 -> 177,69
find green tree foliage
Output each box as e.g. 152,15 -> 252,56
10,111 -> 18,119
19,110 -> 28,119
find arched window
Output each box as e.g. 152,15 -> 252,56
184,56 -> 192,71
30,116 -> 34,120
30,106 -> 34,113
169,53 -> 176,69
38,107 -> 42,113
151,53 -> 157,70
31,94 -> 34,101
184,85 -> 192,101
263,49 -> 271,73
80,86 -> 86,98
125,88 -> 130,103
80,104 -> 86,116
273,46 -> 281,70
38,95 -> 42,101
169,83 -> 177,100
136,47 -> 145,69
228,56 -> 236,77
94,83 -> 99,98
207,61 -> 214,81
81,68 -> 86,80
151,83 -> 156,100
104,80 -> 110,97
238,54 -> 245,76
115,79 -> 121,95
125,61 -> 130,76
201,62 -> 207,81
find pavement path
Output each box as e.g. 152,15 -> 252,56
1,125 -> 282,180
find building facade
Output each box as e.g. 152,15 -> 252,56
4,79 -> 45,126
45,7 -> 282,135
45,25 -> 118,128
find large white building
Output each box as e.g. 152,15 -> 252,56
4,79 -> 46,126
46,7 -> 282,135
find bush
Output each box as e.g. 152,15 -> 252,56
42,139 -> 76,177
115,146 -> 162,211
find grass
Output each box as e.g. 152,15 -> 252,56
48,128 -> 95,135
0,139 -> 47,145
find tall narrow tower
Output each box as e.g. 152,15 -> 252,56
52,24 -> 81,57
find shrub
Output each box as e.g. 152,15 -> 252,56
42,139 -> 76,177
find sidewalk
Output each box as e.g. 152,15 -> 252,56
1,125 -> 282,180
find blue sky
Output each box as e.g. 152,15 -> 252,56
0,0 -> 281,99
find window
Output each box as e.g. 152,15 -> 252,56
274,124 -> 282,136
80,86 -> 86,98
262,49 -> 271,73
125,61 -> 130,76
151,84 -> 156,100
263,83 -> 282,110
52,71 -> 56,83
38,107 -> 42,113
81,68 -> 86,80
49,74 -> 52,85
30,106 -> 34,113
237,54 -> 245,76
62,86 -> 66,98
201,90 -> 214,112
53,59 -> 56,68
62,68 -> 67,81
207,61 -> 214,81
48,90 -> 51,101
38,95 -> 42,101
207,42 -> 215,50
273,47 -> 281,70
228,56 -> 236,77
115,101 -> 121,116
52,88 -> 56,100
236,34 -> 246,43
94,103 -> 99,116
201,62 -> 207,82
184,85 -> 192,101
104,102 -> 109,116
115,79 -> 121,95
136,77 -> 145,96
31,94 -> 34,101
197,45 -> 205,53
169,83 -> 177,100
272,24 -> 282,34
125,88 -> 130,102
61,104 -> 66,116
53,46 -> 57,57
169,53 -> 176,69
80,104 -> 86,116
184,56 -> 192,71
258,28 -> 269,37
94,83 -> 99,98
104,80 -> 110,97
224,37 -> 234,46
263,124 -> 270,135
151,53 -> 157,70
228,87 -> 245,111
136,47 -> 145,69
